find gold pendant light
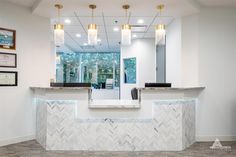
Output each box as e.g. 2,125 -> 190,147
88,4 -> 98,45
121,5 -> 131,46
54,4 -> 64,46
155,4 -> 166,46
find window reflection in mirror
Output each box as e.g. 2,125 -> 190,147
123,57 -> 136,84
56,52 -> 120,89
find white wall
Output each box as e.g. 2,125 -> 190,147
167,15 -> 199,88
0,1 -> 51,146
196,8 -> 236,141
120,39 -> 156,99
181,14 -> 199,87
167,8 -> 236,141
166,19 -> 182,87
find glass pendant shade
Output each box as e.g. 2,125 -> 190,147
155,24 -> 166,45
88,24 -> 98,45
54,24 -> 64,46
121,24 -> 131,45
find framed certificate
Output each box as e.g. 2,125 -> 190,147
0,71 -> 18,86
0,52 -> 17,68
0,27 -> 16,50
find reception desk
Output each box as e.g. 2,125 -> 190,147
31,87 -> 204,151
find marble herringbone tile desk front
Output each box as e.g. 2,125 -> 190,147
36,99 -> 195,151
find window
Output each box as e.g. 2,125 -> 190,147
56,52 -> 120,88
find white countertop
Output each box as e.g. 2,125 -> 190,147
31,86 -> 205,109
139,87 -> 205,91
31,86 -> 205,91
30,87 -> 91,90
89,100 -> 140,109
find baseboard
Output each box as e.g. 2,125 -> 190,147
196,135 -> 236,142
0,134 -> 35,147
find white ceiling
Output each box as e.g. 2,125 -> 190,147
44,0 -> 199,52
2,0 -> 37,7
197,0 -> 236,7
51,13 -> 175,53
2,0 -> 236,52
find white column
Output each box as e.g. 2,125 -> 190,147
50,41 -> 57,82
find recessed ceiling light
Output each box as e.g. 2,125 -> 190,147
83,43 -> 88,46
113,27 -> 119,32
132,34 -> 137,38
76,33 -> 81,38
97,38 -> 101,42
64,19 -> 71,24
137,19 -> 144,24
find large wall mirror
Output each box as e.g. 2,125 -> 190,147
56,52 -> 121,100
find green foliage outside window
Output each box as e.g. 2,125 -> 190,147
123,58 -> 136,84
56,52 -> 120,88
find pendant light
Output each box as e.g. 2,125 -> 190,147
88,4 -> 98,45
155,4 -> 166,46
121,5 -> 131,46
54,4 -> 64,46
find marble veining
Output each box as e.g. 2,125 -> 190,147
36,99 -> 196,151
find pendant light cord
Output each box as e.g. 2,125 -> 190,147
157,5 -> 164,24
125,8 -> 128,24
159,8 -> 162,23
92,9 -> 94,23
89,4 -> 96,24
122,5 -> 130,24
58,7 -> 60,23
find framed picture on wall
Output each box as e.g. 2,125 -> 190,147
123,57 -> 136,84
0,52 -> 17,68
0,27 -> 16,50
0,71 -> 18,86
